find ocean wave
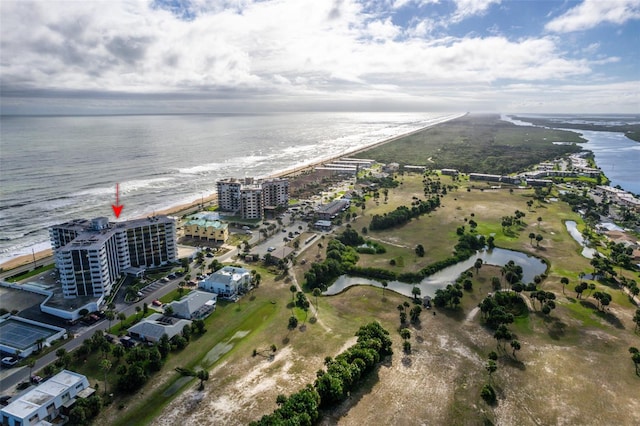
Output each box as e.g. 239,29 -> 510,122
177,162 -> 225,175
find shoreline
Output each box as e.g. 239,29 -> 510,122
0,113 -> 465,272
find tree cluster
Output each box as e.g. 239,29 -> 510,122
369,196 -> 440,231
478,292 -> 526,329
252,323 -> 392,425
304,240 -> 359,290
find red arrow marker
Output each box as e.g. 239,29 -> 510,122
112,183 -> 124,218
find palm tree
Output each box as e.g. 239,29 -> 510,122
312,288 -> 321,311
510,340 -> 521,359
528,232 -> 536,246
474,258 -> 483,275
196,370 -> 209,390
105,310 -> 115,331
560,277 -> 569,295
118,312 -> 126,329
381,281 -> 388,298
27,359 -> 36,379
289,285 -> 297,302
100,358 -> 112,395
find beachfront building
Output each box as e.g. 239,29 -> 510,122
240,186 -> 263,220
216,177 -> 289,220
0,370 -> 93,426
262,178 -> 290,209
183,218 -> 228,242
200,266 -> 251,298
50,216 -> 176,300
216,179 -> 243,212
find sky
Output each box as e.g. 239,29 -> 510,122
1,0 -> 639,114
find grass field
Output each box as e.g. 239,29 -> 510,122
110,172 -> 639,426
89,168 -> 640,426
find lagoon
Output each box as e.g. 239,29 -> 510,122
565,220 -> 598,259
324,247 -> 547,297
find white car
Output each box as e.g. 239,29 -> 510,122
1,357 -> 18,368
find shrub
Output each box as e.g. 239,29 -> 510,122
481,384 -> 497,405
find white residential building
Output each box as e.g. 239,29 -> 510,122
216,177 -> 289,220
1,370 -> 92,426
200,266 -> 251,298
262,178 -> 289,208
168,290 -> 217,320
50,216 -> 176,299
128,313 -> 192,342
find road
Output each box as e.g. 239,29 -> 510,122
0,255 -> 54,281
0,212 -> 333,396
0,266 -> 189,394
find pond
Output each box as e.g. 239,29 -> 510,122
565,220 -> 598,259
324,247 -> 547,298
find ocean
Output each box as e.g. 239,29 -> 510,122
0,112 -> 461,263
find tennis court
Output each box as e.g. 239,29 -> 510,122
0,318 -> 59,351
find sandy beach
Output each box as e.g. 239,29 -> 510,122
0,113 -> 464,273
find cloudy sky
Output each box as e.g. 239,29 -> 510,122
1,0 -> 638,114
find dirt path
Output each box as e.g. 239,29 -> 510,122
289,267 -> 331,333
465,306 -> 480,323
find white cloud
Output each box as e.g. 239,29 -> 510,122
0,0 -> 636,113
451,0 -> 502,23
546,0 -> 640,33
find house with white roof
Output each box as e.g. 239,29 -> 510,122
0,370 -> 92,426
127,313 -> 192,342
167,290 -> 217,320
199,266 -> 251,298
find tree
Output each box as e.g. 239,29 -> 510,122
510,340 -> 521,359
164,305 -> 174,316
537,216 -> 542,228
27,359 -> 36,379
415,244 -> 425,257
288,316 -> 298,331
399,328 -> 411,341
312,287 -> 321,311
474,258 -> 483,275
409,305 -> 422,323
196,369 -> 210,390
100,358 -> 112,395
630,347 -> 640,376
118,312 -> 127,329
486,360 -> 497,378
481,384 -> 497,405
491,276 -> 501,291
289,285 -> 297,302
112,344 -> 125,361
528,232 -> 536,246
493,325 -> 512,351
381,280 -> 388,298
135,305 -> 142,319
411,286 -> 422,301
633,309 -> 640,332
560,277 -> 569,295
105,310 -> 115,331
535,234 -> 543,247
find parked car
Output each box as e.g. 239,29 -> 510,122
0,395 -> 11,406
152,300 -> 163,306
267,247 -> 276,252
1,357 -> 18,368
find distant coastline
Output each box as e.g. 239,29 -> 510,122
0,112 -> 465,271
